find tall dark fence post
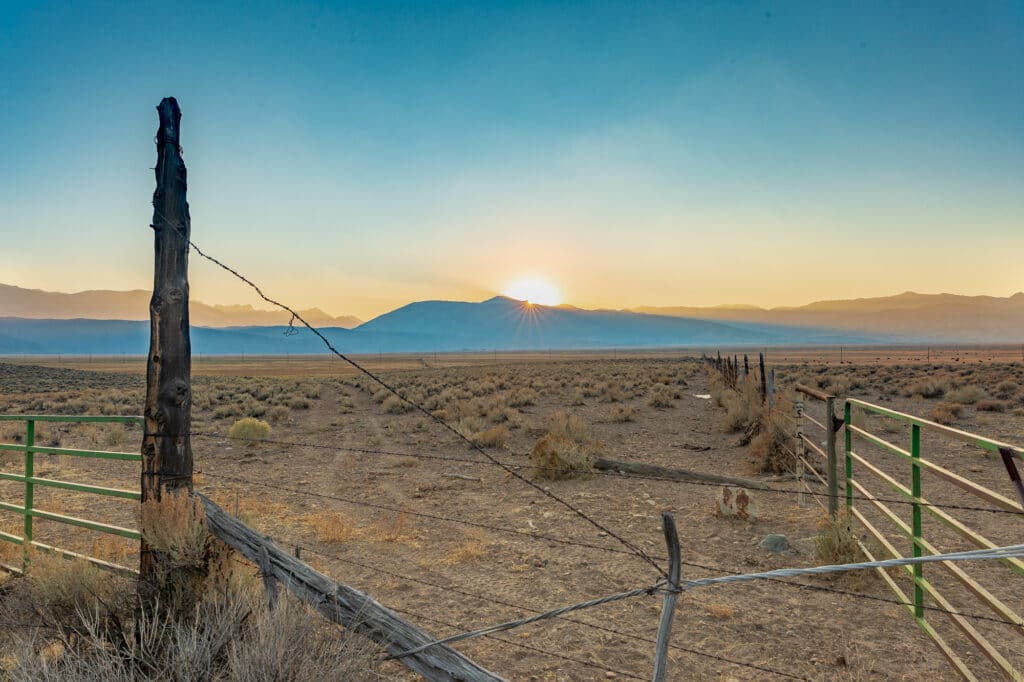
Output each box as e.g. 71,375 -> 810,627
758,352 -> 767,403
140,97 -> 194,597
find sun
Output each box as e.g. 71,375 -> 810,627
503,277 -> 563,306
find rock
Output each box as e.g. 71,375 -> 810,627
716,486 -> 758,520
759,534 -> 790,553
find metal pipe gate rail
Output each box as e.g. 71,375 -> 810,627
844,399 -> 1024,681
0,414 -> 143,575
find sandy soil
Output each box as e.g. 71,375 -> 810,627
1,350 -> 1022,680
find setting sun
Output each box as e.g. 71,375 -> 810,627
503,277 -> 563,306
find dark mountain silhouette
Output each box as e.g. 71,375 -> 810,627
0,296 -> 873,355
634,291 -> 1024,343
0,283 -> 361,328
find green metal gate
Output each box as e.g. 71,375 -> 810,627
0,414 -> 143,575
844,399 -> 1024,681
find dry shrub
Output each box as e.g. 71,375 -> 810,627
946,385 -> 985,405
382,394 -> 412,414
20,550 -> 115,624
470,425 -> 509,448
598,382 -> 623,403
267,405 -> 291,423
138,491 -> 208,568
718,382 -> 761,433
530,434 -> 594,480
929,402 -> 962,425
508,388 -> 538,407
815,512 -> 861,564
903,379 -> 947,399
569,388 -> 586,406
228,417 -> 272,443
976,399 -> 1008,412
993,380 -> 1019,399
647,385 -> 674,408
547,411 -> 588,443
8,582 -> 379,681
609,405 -> 636,422
304,511 -> 362,543
749,398 -> 796,474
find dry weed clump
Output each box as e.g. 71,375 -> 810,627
381,394 -> 413,414
470,425 -> 510,448
609,405 -> 636,422
547,411 -> 588,443
928,402 -> 962,425
993,380 -> 1019,399
647,385 -> 674,408
815,512 -> 861,564
976,399 -> 1008,412
6,571 -> 380,681
228,417 -> 272,443
718,381 -> 762,434
749,399 -> 797,474
903,379 -> 948,399
946,385 -> 986,405
530,434 -> 595,480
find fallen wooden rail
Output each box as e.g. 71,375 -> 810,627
593,457 -> 759,488
199,493 -> 506,682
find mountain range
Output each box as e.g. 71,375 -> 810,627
0,283 -> 361,328
1,283 -> 1022,355
634,291 -> 1024,343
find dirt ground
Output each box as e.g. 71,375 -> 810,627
1,349 -> 1022,680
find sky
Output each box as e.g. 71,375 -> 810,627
1,1 -> 1022,320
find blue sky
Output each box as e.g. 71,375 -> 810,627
1,1 -> 1022,319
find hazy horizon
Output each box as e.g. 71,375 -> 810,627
2,2 -> 1022,320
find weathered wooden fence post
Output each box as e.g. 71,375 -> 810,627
140,97 -> 194,597
758,352 -> 767,403
652,512 -> 681,682
825,395 -> 838,517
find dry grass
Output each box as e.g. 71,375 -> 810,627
304,511 -> 363,543
228,417 -> 272,443
441,530 -> 489,565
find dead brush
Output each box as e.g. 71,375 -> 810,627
530,434 -> 596,480
748,397 -> 797,474
719,380 -> 762,434
815,512 -> 861,564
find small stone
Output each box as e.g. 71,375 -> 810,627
759,533 -> 790,553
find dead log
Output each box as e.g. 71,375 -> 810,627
198,493 -> 506,682
593,457 -> 760,489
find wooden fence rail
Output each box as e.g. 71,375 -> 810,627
199,492 -> 506,682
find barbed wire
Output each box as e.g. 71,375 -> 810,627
159,220 -> 665,578
258,535 -> 809,679
188,431 -> 1021,516
198,470 -> 648,561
